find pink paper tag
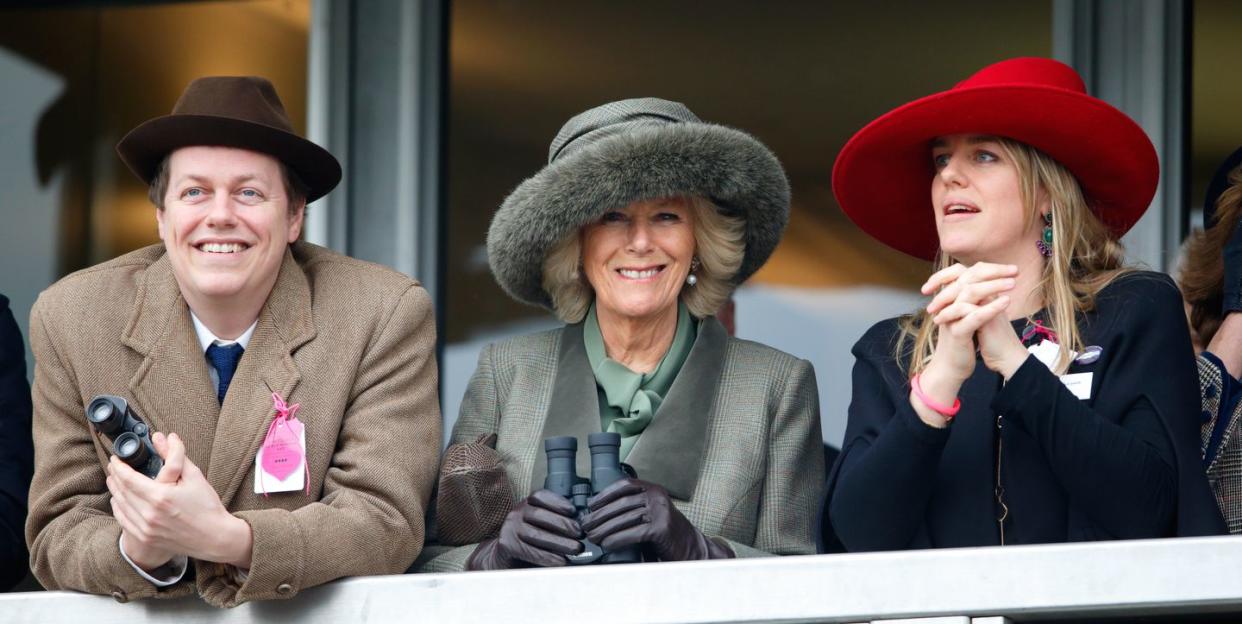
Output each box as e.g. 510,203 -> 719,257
261,418 -> 304,481
256,392 -> 309,495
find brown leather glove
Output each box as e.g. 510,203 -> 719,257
581,478 -> 734,561
466,489 -> 583,570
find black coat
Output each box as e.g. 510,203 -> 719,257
0,294 -> 32,589
820,272 -> 1225,552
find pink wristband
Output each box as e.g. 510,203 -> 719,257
911,373 -> 961,419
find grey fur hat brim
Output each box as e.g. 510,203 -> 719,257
488,120 -> 791,310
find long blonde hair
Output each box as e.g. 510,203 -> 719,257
896,138 -> 1132,376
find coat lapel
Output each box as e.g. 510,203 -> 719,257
205,248 -> 316,507
624,317 -> 725,500
530,323 -> 602,492
123,253 -> 221,470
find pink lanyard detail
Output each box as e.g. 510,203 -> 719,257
1021,319 -> 1058,344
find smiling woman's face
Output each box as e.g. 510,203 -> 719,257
581,197 -> 697,324
930,134 -> 1042,264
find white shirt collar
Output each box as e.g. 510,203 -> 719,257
189,311 -> 257,353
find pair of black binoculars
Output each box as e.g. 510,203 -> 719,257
543,432 -> 640,565
87,395 -> 163,479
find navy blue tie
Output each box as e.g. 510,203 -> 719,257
206,343 -> 245,404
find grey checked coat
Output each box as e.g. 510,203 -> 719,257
1200,354 -> 1242,532
420,317 -> 823,571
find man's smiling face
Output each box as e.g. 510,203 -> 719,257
156,146 -> 304,312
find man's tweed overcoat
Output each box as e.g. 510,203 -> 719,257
25,241 -> 441,607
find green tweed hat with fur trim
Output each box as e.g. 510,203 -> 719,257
487,97 -> 791,310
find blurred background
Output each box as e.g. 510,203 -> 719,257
1,0 -> 1238,517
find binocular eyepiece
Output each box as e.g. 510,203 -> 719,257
543,432 -> 641,565
87,395 -> 163,479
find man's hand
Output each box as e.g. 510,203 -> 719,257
107,432 -> 254,571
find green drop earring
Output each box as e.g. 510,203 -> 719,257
1037,212 -> 1053,257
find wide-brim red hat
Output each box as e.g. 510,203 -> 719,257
117,76 -> 341,204
832,57 -> 1158,261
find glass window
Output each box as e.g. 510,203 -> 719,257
1,1 -> 309,364
1190,0 -> 1242,231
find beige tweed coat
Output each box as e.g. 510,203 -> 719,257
25,241 -> 441,607
420,318 -> 824,571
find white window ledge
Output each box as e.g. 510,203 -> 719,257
4,535 -> 1242,623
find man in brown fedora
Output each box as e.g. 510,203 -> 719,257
24,76 -> 441,607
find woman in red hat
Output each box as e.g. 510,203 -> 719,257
820,57 -> 1225,551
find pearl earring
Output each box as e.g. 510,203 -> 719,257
686,257 -> 700,286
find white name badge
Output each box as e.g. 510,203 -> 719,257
254,426 -> 307,494
1060,372 -> 1093,400
1028,339 -> 1077,370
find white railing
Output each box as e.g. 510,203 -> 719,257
5,535 -> 1242,623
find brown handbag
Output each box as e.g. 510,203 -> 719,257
435,434 -> 515,545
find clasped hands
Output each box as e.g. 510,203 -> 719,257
106,431 -> 253,573
468,477 -> 731,570
914,262 -> 1032,426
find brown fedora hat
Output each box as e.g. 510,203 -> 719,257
116,76 -> 341,203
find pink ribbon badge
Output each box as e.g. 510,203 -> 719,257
1021,319 -> 1059,344
259,392 -> 309,496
